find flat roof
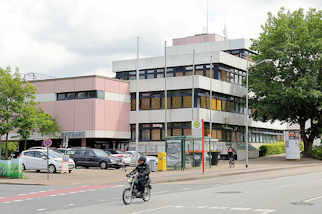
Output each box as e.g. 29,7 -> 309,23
29,74 -> 128,84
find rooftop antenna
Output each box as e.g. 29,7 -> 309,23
223,24 -> 228,40
206,0 -> 209,34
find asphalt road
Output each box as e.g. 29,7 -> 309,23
1,171 -> 322,214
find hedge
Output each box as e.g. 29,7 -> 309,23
259,142 -> 304,157
312,146 -> 322,160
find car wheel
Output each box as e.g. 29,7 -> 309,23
36,170 -> 41,173
69,170 -> 73,173
100,161 -> 107,169
22,164 -> 26,171
48,164 -> 56,173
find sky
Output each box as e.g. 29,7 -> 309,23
0,0 -> 321,79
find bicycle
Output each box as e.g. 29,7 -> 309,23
229,156 -> 235,168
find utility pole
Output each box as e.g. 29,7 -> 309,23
164,41 -> 168,139
136,37 -> 140,150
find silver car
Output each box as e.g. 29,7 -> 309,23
20,149 -> 75,173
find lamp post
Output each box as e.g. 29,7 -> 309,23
245,59 -> 273,168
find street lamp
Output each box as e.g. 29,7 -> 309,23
245,59 -> 273,168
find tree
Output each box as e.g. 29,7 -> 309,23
0,67 -> 36,159
16,105 -> 39,150
37,109 -> 61,140
249,8 -> 322,157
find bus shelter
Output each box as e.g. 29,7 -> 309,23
165,136 -> 219,170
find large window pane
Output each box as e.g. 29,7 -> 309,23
185,71 -> 192,76
131,98 -> 136,111
141,129 -> 150,141
212,98 -> 216,110
217,129 -> 222,140
173,128 -> 182,136
183,128 -> 191,136
200,96 -> 206,108
151,129 -> 161,141
216,99 -> 222,111
183,96 -> 192,108
196,70 -> 203,76
141,98 -> 150,110
173,96 -> 182,108
151,97 -> 161,109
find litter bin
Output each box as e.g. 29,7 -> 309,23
211,152 -> 220,165
191,153 -> 201,167
157,152 -> 167,171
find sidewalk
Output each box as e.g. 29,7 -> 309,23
0,154 -> 321,186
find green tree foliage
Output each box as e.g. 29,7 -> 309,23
37,109 -> 61,139
0,67 -> 36,159
250,8 -> 322,157
0,67 -> 61,159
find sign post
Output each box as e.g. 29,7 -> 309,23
43,139 -> 52,180
202,119 -> 205,174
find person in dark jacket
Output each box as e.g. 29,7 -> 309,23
127,156 -> 150,196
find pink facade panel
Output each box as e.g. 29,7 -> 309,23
32,75 -> 130,138
95,100 -> 130,132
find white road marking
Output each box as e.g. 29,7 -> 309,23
231,207 -> 252,211
49,195 -> 57,197
304,195 -> 322,202
197,206 -> 208,208
209,206 -> 229,210
59,193 -> 67,196
131,206 -> 171,214
183,188 -> 192,190
254,209 -> 275,214
112,185 -> 125,188
175,206 -> 184,208
69,192 -> 77,194
36,209 -> 47,212
13,200 -> 23,202
68,203 -> 75,206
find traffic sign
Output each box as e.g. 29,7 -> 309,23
43,139 -> 52,147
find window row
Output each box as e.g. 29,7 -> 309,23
116,64 -> 246,86
130,123 -> 283,143
56,90 -> 105,101
130,89 -> 245,114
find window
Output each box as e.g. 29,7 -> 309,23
131,93 -> 136,111
151,92 -> 162,110
146,70 -> 155,79
23,151 -> 34,157
129,71 -> 136,80
57,90 -> 104,101
183,95 -> 192,108
57,93 -> 66,100
130,124 -> 136,141
140,93 -> 151,110
151,129 -> 161,141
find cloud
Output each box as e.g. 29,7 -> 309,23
0,0 -> 320,78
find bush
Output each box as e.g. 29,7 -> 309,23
312,146 -> 322,160
0,142 -> 19,158
259,142 -> 286,156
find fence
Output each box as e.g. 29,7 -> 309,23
0,159 -> 23,179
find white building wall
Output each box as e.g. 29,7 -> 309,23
130,76 -> 246,98
113,51 -> 248,72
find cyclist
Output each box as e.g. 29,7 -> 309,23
227,146 -> 234,167
127,156 -> 150,197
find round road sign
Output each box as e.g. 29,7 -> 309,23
43,139 -> 52,147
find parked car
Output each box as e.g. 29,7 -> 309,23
126,151 -> 141,166
105,149 -> 131,166
20,149 -> 75,173
69,148 -> 122,169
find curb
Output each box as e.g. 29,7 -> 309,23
152,163 -> 322,184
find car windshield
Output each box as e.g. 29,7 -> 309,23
93,149 -> 108,157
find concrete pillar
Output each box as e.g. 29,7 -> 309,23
81,138 -> 87,148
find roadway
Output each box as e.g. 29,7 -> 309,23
1,171 -> 322,214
